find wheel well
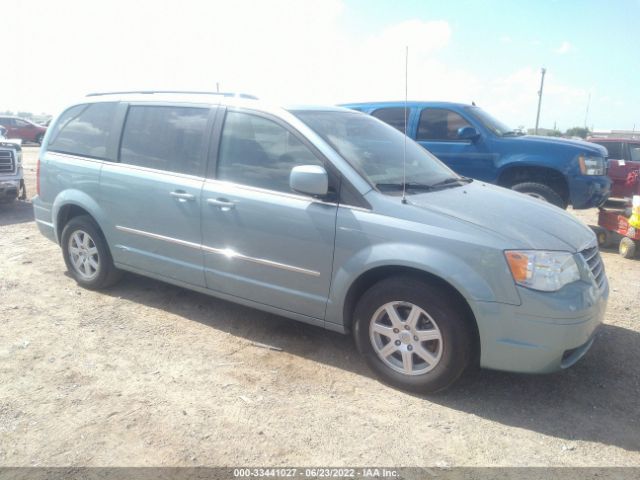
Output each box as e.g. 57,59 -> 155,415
56,204 -> 93,242
343,266 -> 480,365
498,166 -> 569,203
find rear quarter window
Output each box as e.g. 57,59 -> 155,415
48,103 -> 117,159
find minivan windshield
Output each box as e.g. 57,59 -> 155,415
293,110 -> 460,193
465,106 -> 518,136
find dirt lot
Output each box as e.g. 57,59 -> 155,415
1,147 -> 639,467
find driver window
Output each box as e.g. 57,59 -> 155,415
217,111 -> 322,194
417,108 -> 471,141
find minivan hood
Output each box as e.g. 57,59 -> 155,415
511,135 -> 607,156
408,181 -> 595,252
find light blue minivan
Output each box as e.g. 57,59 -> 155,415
33,92 -> 609,392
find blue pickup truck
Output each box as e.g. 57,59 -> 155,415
342,101 -> 611,209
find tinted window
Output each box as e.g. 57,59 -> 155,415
48,103 -> 117,159
120,106 -> 209,176
629,144 -> 640,162
371,107 -> 408,133
0,118 -> 14,127
217,111 -> 322,193
417,108 -> 471,141
15,119 -> 29,127
593,141 -> 624,159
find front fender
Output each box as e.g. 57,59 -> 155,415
326,241 -> 520,328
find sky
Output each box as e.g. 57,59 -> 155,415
2,0 -> 639,131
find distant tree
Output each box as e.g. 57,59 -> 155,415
565,126 -> 590,139
17,111 -> 33,119
547,130 -> 563,137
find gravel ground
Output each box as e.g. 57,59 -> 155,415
0,147 -> 639,467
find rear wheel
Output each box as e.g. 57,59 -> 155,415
511,182 -> 566,208
619,237 -> 637,259
61,215 -> 122,289
353,276 -> 473,393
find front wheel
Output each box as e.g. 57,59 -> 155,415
353,276 -> 474,393
511,182 -> 566,209
61,215 -> 122,289
619,237 -> 637,259
35,133 -> 44,145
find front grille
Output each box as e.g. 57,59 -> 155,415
581,245 -> 606,289
0,149 -> 15,174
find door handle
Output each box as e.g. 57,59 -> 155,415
207,197 -> 235,211
170,190 -> 195,202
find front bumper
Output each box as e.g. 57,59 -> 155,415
0,179 -> 20,200
474,277 -> 608,373
569,175 -> 611,209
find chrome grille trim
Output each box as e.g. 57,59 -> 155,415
580,246 -> 606,289
0,149 -> 15,174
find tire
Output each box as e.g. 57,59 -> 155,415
353,276 -> 474,393
61,215 -> 122,289
35,133 -> 44,145
619,237 -> 637,259
511,182 -> 566,208
592,226 -> 610,248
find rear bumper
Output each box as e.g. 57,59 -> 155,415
32,195 -> 57,243
474,278 -> 608,373
569,175 -> 611,209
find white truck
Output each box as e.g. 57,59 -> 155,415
0,125 -> 25,203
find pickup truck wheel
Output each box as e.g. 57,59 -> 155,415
61,215 -> 122,289
353,276 -> 473,393
619,237 -> 637,259
511,182 -> 566,208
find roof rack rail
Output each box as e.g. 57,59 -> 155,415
85,90 -> 258,99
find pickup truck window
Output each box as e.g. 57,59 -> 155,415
217,111 -> 323,194
593,141 -> 623,159
629,144 -> 640,162
48,103 -> 117,160
120,106 -> 209,176
371,107 -> 407,133
417,109 -> 471,141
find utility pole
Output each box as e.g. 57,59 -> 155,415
584,93 -> 591,128
534,67 -> 546,135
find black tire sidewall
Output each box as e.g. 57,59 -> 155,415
61,216 -> 114,289
353,277 -> 472,393
511,182 -> 565,208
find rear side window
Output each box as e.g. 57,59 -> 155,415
629,144 -> 640,162
217,111 -> 322,193
120,106 -> 209,176
371,107 -> 407,133
417,108 -> 471,141
0,118 -> 14,127
593,141 -> 623,159
48,103 -> 117,159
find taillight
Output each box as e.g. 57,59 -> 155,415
36,157 -> 41,196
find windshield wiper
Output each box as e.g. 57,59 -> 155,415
502,130 -> 524,137
375,182 -> 435,192
428,176 -> 473,189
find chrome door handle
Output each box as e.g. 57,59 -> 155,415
170,191 -> 195,202
207,198 -> 235,210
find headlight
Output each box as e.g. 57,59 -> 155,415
578,154 -> 605,175
505,250 -> 580,292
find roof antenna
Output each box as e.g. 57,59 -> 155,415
401,46 -> 409,205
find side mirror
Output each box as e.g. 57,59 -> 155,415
290,165 -> 328,197
457,126 -> 480,140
